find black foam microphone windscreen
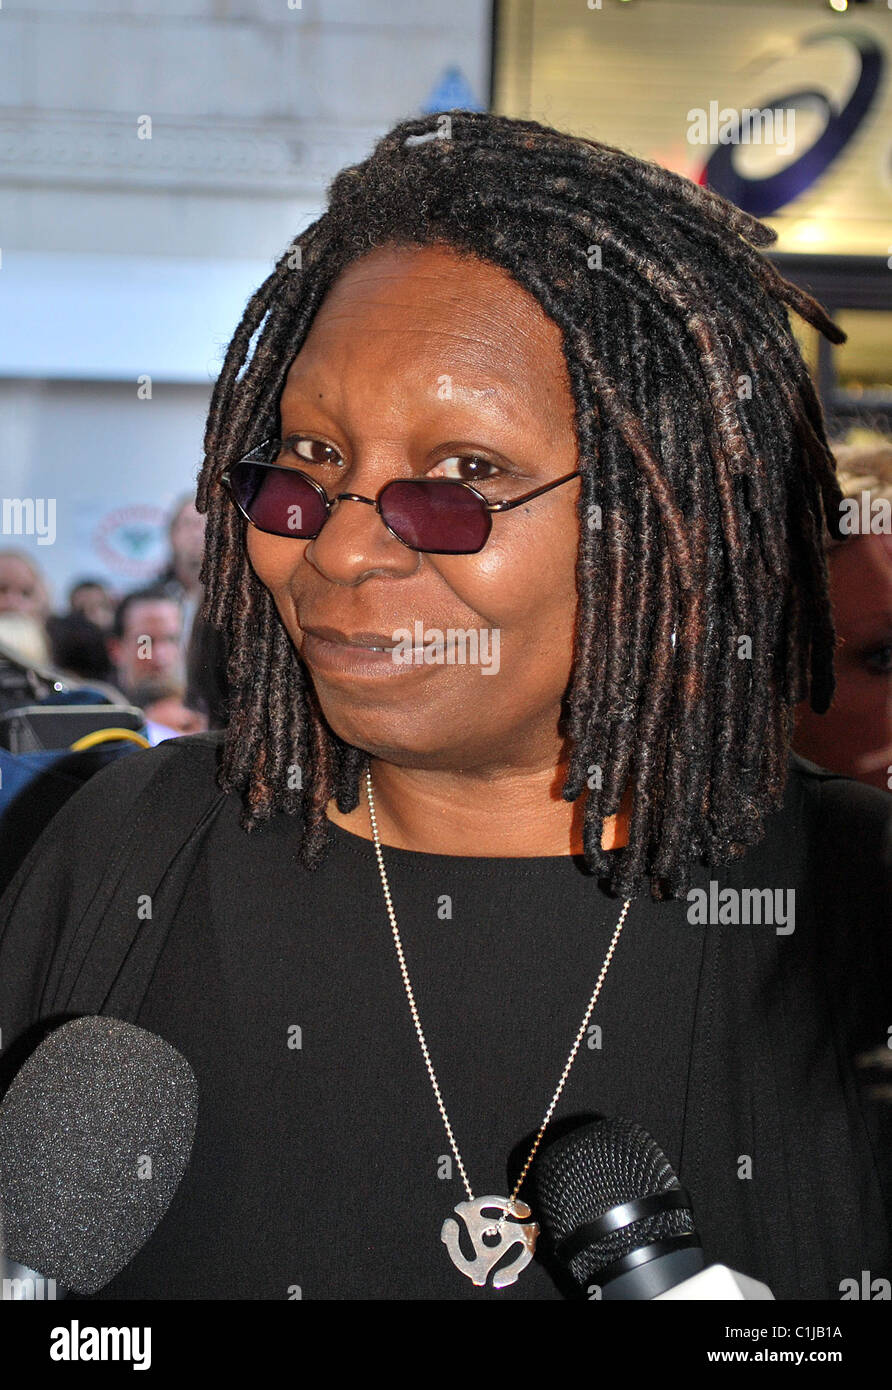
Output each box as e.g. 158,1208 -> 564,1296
531,1116 -> 697,1286
0,1015 -> 198,1293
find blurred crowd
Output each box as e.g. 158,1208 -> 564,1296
0,494 -> 229,739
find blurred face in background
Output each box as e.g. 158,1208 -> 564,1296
794,532 -> 892,792
107,597 -> 185,697
70,583 -> 116,631
169,500 -> 206,591
0,553 -> 48,618
143,694 -> 208,736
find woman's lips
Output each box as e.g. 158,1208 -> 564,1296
299,630 -> 430,679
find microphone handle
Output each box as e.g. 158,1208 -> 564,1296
600,1244 -> 706,1300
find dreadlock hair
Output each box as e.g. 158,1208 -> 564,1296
195,108 -> 846,901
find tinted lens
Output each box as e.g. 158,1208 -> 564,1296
228,460 -> 328,538
379,480 -> 491,554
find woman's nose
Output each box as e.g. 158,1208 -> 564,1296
303,490 -> 421,584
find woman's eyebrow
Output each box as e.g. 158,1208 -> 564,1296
282,378 -> 536,427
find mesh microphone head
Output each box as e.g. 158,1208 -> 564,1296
0,1015 -> 198,1293
531,1117 -> 697,1286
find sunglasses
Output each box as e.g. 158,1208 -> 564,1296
221,439 -> 583,556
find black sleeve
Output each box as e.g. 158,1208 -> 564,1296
0,741 -> 181,1093
809,770 -> 891,1053
805,766 -> 892,1240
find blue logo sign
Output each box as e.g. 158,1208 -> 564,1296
704,29 -> 883,216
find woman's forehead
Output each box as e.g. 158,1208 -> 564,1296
282,243 -> 570,402
312,244 -> 557,336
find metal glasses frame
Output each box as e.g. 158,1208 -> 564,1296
221,438 -> 583,555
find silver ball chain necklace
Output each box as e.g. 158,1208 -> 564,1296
364,765 -> 632,1291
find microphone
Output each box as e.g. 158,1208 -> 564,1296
0,1015 -> 198,1299
532,1116 -> 774,1300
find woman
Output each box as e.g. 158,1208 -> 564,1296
0,111 -> 889,1301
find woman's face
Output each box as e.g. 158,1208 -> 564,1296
246,242 -> 583,774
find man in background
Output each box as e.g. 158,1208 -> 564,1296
106,586 -> 185,706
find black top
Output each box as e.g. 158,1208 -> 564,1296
0,730 -> 889,1300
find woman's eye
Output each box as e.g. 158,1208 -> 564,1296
284,437 -> 343,468
431,455 -> 503,485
